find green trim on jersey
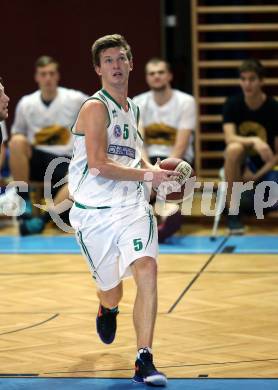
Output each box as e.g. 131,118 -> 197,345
70,95 -> 111,135
70,96 -> 95,135
91,96 -> 111,128
136,105 -> 140,125
137,129 -> 143,141
101,89 -> 122,110
129,99 -> 140,125
129,99 -> 143,141
75,201 -> 111,210
71,130 -> 85,136
75,163 -> 89,193
77,230 -> 97,280
145,209 -> 154,249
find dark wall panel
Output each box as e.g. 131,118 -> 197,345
1,0 -> 162,128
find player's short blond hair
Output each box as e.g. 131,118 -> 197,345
92,34 -> 132,67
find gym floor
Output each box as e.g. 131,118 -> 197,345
0,221 -> 278,389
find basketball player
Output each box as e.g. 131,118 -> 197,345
9,56 -> 88,235
68,34 -> 178,386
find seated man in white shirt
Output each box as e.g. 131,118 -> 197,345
9,56 -> 88,235
133,58 -> 196,242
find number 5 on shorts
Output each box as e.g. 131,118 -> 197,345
133,238 -> 143,251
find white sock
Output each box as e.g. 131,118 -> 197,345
137,347 -> 152,358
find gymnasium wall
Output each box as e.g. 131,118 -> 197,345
1,0 -> 162,128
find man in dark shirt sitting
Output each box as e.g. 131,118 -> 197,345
223,59 -> 278,234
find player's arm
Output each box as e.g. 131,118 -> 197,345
170,129 -> 191,159
243,136 -> 278,182
79,100 -> 177,184
141,156 -> 157,170
224,123 -> 256,147
223,99 -> 255,147
224,123 -> 274,162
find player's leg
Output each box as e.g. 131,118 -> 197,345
96,283 -> 122,344
9,134 -> 31,183
97,282 -> 123,309
224,142 -> 246,234
130,257 -> 166,386
118,204 -> 158,348
131,257 -> 157,349
18,149 -> 52,234
52,184 -> 70,208
117,204 -> 167,386
9,134 -> 33,218
20,151 -> 70,235
225,142 -> 245,208
70,205 -> 122,344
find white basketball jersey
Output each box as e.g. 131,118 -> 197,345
68,89 -> 145,208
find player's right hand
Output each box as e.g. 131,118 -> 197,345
151,168 -> 180,189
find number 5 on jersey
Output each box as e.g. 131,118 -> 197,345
133,238 -> 143,251
123,124 -> 129,139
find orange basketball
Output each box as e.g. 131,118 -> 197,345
155,157 -> 196,203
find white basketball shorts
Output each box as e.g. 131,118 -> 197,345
69,201 -> 158,291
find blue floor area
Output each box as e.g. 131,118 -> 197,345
0,378 -> 277,390
223,236 -> 278,254
0,235 -> 80,254
0,235 -> 226,254
0,235 -> 277,254
160,236 -> 225,254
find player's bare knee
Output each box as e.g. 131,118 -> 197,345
225,143 -> 245,161
9,134 -> 30,154
134,257 -> 157,281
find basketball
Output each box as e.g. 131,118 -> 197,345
155,157 -> 196,203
